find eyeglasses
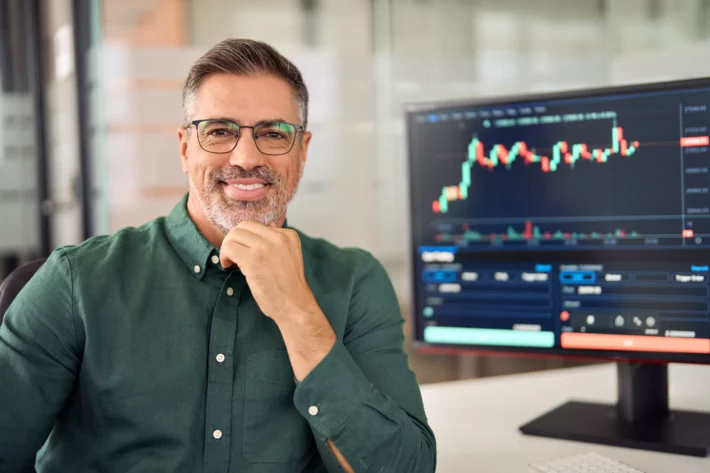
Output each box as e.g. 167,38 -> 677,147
189,119 -> 305,156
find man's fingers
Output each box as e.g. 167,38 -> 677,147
223,221 -> 300,270
225,227 -> 263,249
220,239 -> 248,268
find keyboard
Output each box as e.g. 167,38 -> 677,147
529,452 -> 646,472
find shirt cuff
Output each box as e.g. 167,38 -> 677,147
293,341 -> 373,438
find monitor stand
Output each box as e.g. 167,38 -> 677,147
519,362 -> 710,457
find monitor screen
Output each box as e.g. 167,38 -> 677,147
406,78 -> 710,363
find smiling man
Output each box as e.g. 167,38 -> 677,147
0,39 -> 436,472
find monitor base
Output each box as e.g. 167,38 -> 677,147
519,400 -> 710,457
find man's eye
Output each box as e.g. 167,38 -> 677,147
265,132 -> 285,139
208,129 -> 233,137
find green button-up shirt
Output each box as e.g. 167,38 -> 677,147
0,196 -> 436,473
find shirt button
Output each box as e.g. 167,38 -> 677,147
211,255 -> 219,265
308,406 -> 319,416
213,429 -> 222,439
226,287 -> 234,296
194,265 -> 201,273
216,353 -> 225,363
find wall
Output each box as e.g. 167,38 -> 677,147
0,0 -> 40,264
90,0 -> 195,234
0,93 -> 38,254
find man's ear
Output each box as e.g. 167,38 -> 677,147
299,131 -> 312,173
178,126 -> 189,174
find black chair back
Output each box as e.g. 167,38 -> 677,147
0,258 -> 48,324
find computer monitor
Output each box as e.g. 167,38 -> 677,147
405,78 -> 710,457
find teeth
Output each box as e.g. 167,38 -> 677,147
230,183 -> 265,191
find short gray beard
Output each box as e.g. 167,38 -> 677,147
189,166 -> 299,233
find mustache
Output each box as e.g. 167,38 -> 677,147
210,166 -> 280,185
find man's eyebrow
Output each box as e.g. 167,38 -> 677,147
252,118 -> 293,126
205,117 -> 240,124
204,117 -> 294,126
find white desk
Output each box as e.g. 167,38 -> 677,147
420,363 -> 710,472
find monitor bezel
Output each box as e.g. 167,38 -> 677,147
405,76 -> 710,365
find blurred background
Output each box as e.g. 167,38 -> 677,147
3,0 -> 710,383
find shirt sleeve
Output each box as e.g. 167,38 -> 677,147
293,253 -> 436,473
0,249 -> 82,472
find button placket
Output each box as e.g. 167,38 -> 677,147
202,273 -> 245,469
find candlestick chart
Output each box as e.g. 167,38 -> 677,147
408,99 -> 710,251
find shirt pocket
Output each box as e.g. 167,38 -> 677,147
243,350 -> 316,464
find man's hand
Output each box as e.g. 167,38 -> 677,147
219,221 -> 336,380
220,221 -> 316,321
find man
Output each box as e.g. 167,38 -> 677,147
0,39 -> 436,472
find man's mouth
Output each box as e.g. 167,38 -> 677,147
221,179 -> 271,201
227,182 -> 268,191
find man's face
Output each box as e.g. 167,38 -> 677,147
178,73 -> 310,233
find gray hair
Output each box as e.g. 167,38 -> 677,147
182,39 -> 309,129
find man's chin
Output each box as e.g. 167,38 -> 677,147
213,207 -> 281,228
202,185 -> 290,227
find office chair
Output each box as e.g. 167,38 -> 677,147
0,258 -> 47,324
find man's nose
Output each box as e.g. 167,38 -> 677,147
229,128 -> 266,170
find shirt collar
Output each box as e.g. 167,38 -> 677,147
165,194 -> 216,280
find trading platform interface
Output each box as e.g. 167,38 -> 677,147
408,81 -> 710,359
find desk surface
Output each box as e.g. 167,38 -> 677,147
419,362 -> 710,472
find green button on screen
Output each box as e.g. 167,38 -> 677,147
424,326 -> 555,348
